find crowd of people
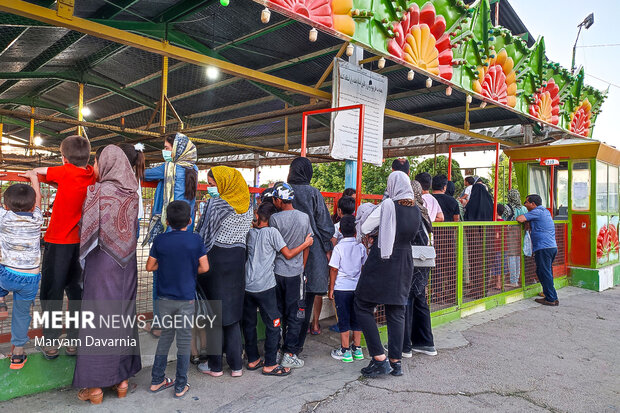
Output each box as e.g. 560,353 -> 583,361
0,139 -> 559,404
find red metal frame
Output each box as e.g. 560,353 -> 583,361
301,104 -> 365,209
508,160 -> 512,190
447,143 -> 501,221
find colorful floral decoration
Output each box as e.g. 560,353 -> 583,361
569,98 -> 592,137
386,3 -> 453,80
472,49 -> 517,107
331,0 -> 354,36
529,78 -> 560,125
271,0 -> 333,28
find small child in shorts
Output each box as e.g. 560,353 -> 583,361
0,171 -> 43,369
328,215 -> 367,362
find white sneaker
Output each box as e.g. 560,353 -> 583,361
402,350 -> 413,358
412,346 -> 438,356
280,353 -> 304,368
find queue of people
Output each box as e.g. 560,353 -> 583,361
0,139 -> 559,403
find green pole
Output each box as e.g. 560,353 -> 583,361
457,224 -> 464,306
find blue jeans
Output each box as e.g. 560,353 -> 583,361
534,248 -> 558,302
151,298 -> 194,393
0,265 -> 40,347
508,256 -> 521,284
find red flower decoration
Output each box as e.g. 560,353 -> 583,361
271,0 -> 333,27
529,78 -> 560,125
569,98 -> 592,137
387,2 -> 453,80
472,49 -> 517,107
597,224 -> 618,261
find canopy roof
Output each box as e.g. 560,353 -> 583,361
0,0 -> 607,169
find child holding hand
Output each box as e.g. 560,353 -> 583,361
328,215 -> 367,363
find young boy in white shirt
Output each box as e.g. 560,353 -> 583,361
328,215 -> 367,363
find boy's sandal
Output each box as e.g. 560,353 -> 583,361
9,353 -> 27,370
0,302 -> 8,320
150,377 -> 175,393
262,365 -> 291,376
174,383 -> 190,399
246,359 -> 264,371
310,324 -> 321,335
35,345 -> 59,360
65,346 -> 78,356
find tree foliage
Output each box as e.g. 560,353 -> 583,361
411,155 -> 464,196
487,154 -> 518,204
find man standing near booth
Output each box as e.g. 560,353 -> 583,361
516,194 -> 559,306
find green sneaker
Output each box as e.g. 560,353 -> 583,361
331,348 -> 353,362
342,349 -> 353,362
352,347 -> 364,360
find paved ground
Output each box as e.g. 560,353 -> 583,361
1,286 -> 618,413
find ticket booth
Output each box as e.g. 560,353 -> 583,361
504,140 -> 620,291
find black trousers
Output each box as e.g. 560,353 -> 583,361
275,274 -> 304,355
242,288 -> 281,367
297,291 -> 323,352
403,270 -> 434,352
355,297 -> 405,360
40,243 -> 83,340
207,322 -> 242,372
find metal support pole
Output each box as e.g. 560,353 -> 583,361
160,55 -> 168,135
0,122 -> 3,158
284,103 -> 289,151
464,99 -> 470,131
493,143 -> 500,222
447,146 -> 453,181
77,83 -> 84,136
508,160 -> 513,190
549,165 -> 554,217
355,105 -> 365,210
29,106 -> 35,156
301,113 -> 308,157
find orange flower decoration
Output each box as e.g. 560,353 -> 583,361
529,78 -> 560,125
332,0 -> 354,36
472,49 -> 517,107
569,98 -> 592,137
387,2 -> 453,80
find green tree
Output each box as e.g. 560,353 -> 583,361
310,157 -> 419,195
412,155 -> 464,196
487,154 -> 517,203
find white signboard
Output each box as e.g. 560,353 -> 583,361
330,58 -> 387,166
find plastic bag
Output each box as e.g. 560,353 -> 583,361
523,231 -> 533,257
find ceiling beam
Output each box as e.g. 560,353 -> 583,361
154,0 -> 216,23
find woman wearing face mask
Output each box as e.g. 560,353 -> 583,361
194,166 -> 253,377
142,133 -> 198,337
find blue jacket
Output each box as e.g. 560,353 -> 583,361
144,163 -> 198,232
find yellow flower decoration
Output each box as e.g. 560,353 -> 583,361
472,49 -> 517,107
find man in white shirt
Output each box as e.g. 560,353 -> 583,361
414,172 -> 444,222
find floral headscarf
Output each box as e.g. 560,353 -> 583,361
411,179 -> 431,231
161,133 -> 197,230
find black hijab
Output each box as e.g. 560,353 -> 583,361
287,157 -> 313,185
446,181 -> 456,197
464,182 -> 494,221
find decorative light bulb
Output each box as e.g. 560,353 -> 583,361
206,66 -> 219,80
480,101 -> 487,108
34,136 -> 43,146
426,77 -> 433,88
445,86 -> 452,96
466,95 -> 472,104
407,70 -> 415,80
378,57 -> 385,69
346,43 -> 354,56
309,28 -> 318,42
261,8 -> 271,24
80,106 -> 91,117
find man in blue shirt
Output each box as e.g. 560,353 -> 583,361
516,194 -> 559,306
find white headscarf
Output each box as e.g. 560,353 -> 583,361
355,202 -> 378,242
378,171 -> 414,259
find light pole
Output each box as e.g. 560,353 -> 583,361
571,13 -> 594,74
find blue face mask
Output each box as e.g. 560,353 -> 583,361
207,186 -> 219,198
162,149 -> 173,162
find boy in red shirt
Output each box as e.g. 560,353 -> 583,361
29,135 -> 96,359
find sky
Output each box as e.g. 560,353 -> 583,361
241,1 -> 620,185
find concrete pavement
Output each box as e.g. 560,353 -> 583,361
1,286 -> 618,413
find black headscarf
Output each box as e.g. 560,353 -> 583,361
287,157 -> 313,185
446,181 -> 456,197
464,182 -> 494,221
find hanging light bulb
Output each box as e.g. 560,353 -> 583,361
407,70 -> 415,80
480,101 -> 487,108
34,136 -> 43,146
378,57 -> 385,69
309,28 -> 318,42
445,86 -> 453,96
466,95 -> 472,104
346,43 -> 354,56
261,7 -> 271,24
426,77 -> 433,88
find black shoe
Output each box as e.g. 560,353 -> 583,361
361,359 -> 392,378
389,361 -> 403,376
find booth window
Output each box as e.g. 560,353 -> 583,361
596,161 -> 609,212
554,162 -> 569,218
609,165 -> 619,213
528,165 -> 549,207
571,162 -> 590,211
